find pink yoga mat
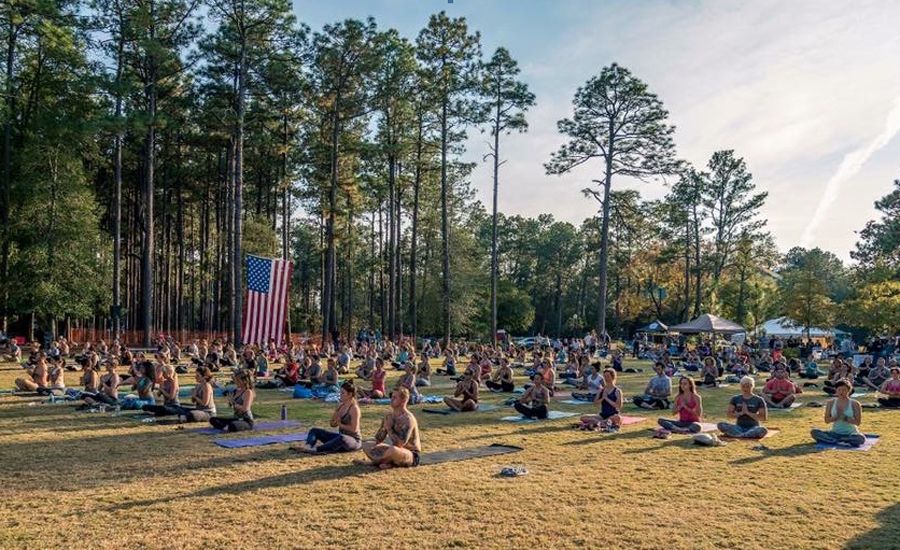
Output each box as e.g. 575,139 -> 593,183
618,415 -> 646,426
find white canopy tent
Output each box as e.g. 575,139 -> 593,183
753,317 -> 842,339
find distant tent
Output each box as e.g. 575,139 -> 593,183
668,314 -> 745,335
753,317 -> 838,338
637,320 -> 668,334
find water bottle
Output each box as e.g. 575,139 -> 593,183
280,404 -> 287,420
47,394 -> 56,404
113,405 -> 121,416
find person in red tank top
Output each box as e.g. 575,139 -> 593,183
657,376 -> 704,434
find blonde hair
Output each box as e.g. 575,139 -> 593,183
740,376 -> 755,388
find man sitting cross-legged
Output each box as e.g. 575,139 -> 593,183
763,366 -> 796,409
717,376 -> 769,439
360,387 -> 421,469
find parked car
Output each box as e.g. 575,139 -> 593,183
514,336 -> 550,348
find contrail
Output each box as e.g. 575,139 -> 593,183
801,95 -> 900,248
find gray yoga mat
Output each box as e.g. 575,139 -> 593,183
418,444 -> 524,466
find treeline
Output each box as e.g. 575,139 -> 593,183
1,2 -> 896,345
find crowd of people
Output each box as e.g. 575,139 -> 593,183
2,329 -> 897,467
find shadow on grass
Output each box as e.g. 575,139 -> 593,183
561,426 -> 656,446
107,462 -> 372,511
728,442 -> 822,466
844,502 -> 900,549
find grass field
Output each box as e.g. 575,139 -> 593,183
0,356 -> 898,549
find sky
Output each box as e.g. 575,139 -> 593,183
294,0 -> 900,262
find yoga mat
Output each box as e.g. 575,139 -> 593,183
560,399 -> 594,405
214,432 -> 308,449
418,444 -> 523,466
720,429 -> 780,441
618,415 -> 646,426
422,404 -> 500,415
769,402 -> 803,411
193,419 -> 301,435
815,434 -> 880,452
500,411 -> 577,423
653,421 -> 717,433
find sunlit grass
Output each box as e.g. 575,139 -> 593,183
0,356 -> 897,549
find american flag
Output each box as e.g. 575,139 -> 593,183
242,255 -> 293,346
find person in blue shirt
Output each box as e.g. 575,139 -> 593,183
632,362 -> 672,410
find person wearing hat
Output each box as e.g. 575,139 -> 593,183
717,376 -> 769,439
877,367 -> 900,408
444,370 -> 479,412
811,379 -> 866,447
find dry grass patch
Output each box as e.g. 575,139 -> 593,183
0,358 -> 898,549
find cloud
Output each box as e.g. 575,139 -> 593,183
800,95 -> 900,247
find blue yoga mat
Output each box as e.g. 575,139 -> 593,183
193,419 -> 301,435
500,411 -> 577,423
214,432 -> 308,449
815,434 -> 880,452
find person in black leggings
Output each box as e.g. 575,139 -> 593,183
486,358 -> 515,392
209,370 -> 255,432
292,381 -> 362,454
514,375 -> 550,419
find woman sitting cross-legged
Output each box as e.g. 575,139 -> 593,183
658,376 -> 704,434
578,368 -> 623,431
514,374 -> 550,420
699,357 -> 719,388
120,362 -> 156,410
360,387 -> 421,469
571,364 -> 603,401
415,355 -> 432,387
209,369 -> 255,433
444,370 -> 479,412
359,359 -> 387,399
810,379 -> 866,447
14,353 -> 48,393
293,381 -> 362,454
717,376 -> 769,439
485,358 -> 514,393
877,367 -> 900,408
141,364 -> 180,416
84,360 -> 120,408
174,367 -> 218,422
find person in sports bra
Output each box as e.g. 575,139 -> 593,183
360,387 -> 421,468
359,359 -> 387,399
444,370 -> 479,412
209,370 -> 254,432
293,381 -> 362,454
578,368 -> 623,431
811,379 -> 866,447
142,365 -> 181,416
120,362 -> 156,410
84,360 -> 120,407
14,353 -> 48,393
514,375 -> 550,419
176,366 -> 217,422
415,355 -> 432,387
486,358 -> 515,393
877,367 -> 900,408
657,376 -> 704,433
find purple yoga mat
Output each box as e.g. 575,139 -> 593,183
192,419 -> 301,435
815,434 -> 880,452
214,432 -> 308,449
